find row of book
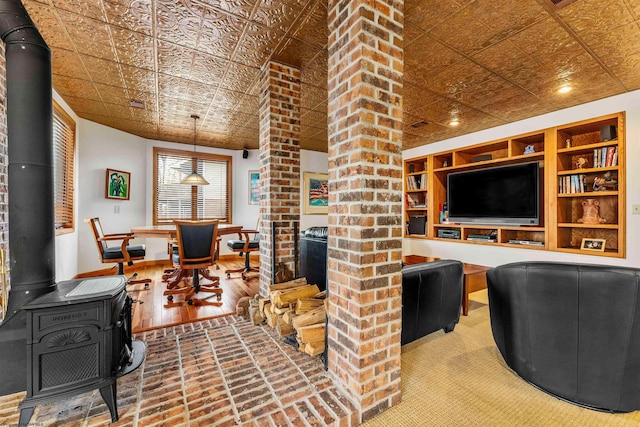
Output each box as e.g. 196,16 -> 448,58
406,173 -> 427,190
559,174 -> 586,194
593,146 -> 618,168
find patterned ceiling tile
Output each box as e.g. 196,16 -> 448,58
287,0 -> 327,48
51,0 -> 106,21
52,75 -> 101,100
198,8 -> 245,59
120,64 -> 157,93
405,35 -> 466,83
157,40 -> 195,80
405,0 -> 465,33
110,26 -> 155,70
558,0 -> 635,39
197,0 -> 257,20
103,0 -> 154,36
190,51 -> 229,84
23,0 -> 640,152
507,17 -> 580,66
252,0 -> 304,33
220,61 -> 261,93
23,1 -> 76,51
57,10 -> 117,62
274,37 -> 323,68
51,49 -> 90,79
94,82 -> 130,105
155,0 -> 203,50
80,55 -> 124,86
233,22 -> 283,67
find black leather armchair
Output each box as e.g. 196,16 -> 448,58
401,260 -> 463,345
487,261 -> 640,412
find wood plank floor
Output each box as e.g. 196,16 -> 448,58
127,259 -> 260,333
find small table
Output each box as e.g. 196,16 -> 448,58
402,255 -> 490,316
131,223 -> 243,239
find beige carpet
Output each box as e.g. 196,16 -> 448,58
363,291 -> 640,427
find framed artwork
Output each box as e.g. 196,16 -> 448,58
249,170 -> 260,205
106,168 -> 130,200
303,172 -> 328,215
580,238 -> 606,252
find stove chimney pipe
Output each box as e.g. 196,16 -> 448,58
0,0 -> 55,395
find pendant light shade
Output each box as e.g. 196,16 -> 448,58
181,114 -> 209,185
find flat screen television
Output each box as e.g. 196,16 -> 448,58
446,161 -> 540,226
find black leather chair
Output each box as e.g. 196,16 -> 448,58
86,217 -> 150,300
487,261 -> 640,413
163,220 -> 222,305
401,260 -> 463,345
225,229 -> 259,280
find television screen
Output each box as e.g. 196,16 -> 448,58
447,162 -> 540,225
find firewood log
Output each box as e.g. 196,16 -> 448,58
268,277 -> 307,293
271,284 -> 321,308
276,317 -> 295,337
303,340 -> 326,356
236,296 -> 251,319
258,297 -> 270,315
296,323 -> 325,343
294,298 -> 324,314
292,305 -> 326,329
282,309 -> 296,325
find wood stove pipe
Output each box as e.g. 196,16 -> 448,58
0,0 -> 55,395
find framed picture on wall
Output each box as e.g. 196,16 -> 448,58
249,170 -> 260,205
303,172 -> 328,214
106,168 -> 130,200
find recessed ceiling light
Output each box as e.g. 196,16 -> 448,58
449,119 -> 460,127
558,85 -> 572,94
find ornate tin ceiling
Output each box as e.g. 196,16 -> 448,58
23,0 -> 640,152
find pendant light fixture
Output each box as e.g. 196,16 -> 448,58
181,114 -> 209,186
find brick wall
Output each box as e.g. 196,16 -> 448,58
258,61 -> 301,296
326,0 -> 404,421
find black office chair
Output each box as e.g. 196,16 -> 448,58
86,217 -> 151,302
163,220 -> 222,305
225,229 -> 260,280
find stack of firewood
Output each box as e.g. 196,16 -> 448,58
236,278 -> 327,356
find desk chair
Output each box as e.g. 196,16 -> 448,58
225,229 -> 260,280
163,220 -> 222,305
86,218 -> 151,301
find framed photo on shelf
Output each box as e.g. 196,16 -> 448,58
580,238 -> 606,252
302,172 -> 328,214
106,168 -> 130,200
248,170 -> 260,205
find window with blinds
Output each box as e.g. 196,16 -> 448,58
153,147 -> 232,224
53,101 -> 75,232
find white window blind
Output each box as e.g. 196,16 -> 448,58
53,101 -> 75,231
154,147 -> 231,224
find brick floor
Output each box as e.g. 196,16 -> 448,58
0,316 -> 359,426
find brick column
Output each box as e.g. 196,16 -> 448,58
326,0 -> 404,421
258,62 -> 301,296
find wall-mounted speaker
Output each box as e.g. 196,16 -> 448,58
600,125 -> 617,142
242,149 -> 249,159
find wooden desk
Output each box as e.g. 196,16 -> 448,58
402,255 -> 490,316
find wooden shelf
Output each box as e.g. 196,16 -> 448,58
403,112 -> 626,258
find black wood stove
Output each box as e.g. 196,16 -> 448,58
18,276 -> 145,425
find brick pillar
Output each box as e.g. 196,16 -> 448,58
258,62 -> 301,296
326,0 -> 404,421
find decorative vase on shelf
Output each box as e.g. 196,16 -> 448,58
577,198 -> 606,224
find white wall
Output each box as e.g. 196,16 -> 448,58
403,90 -> 640,268
71,120 -> 329,275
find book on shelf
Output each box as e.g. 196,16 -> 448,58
559,174 -> 586,194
